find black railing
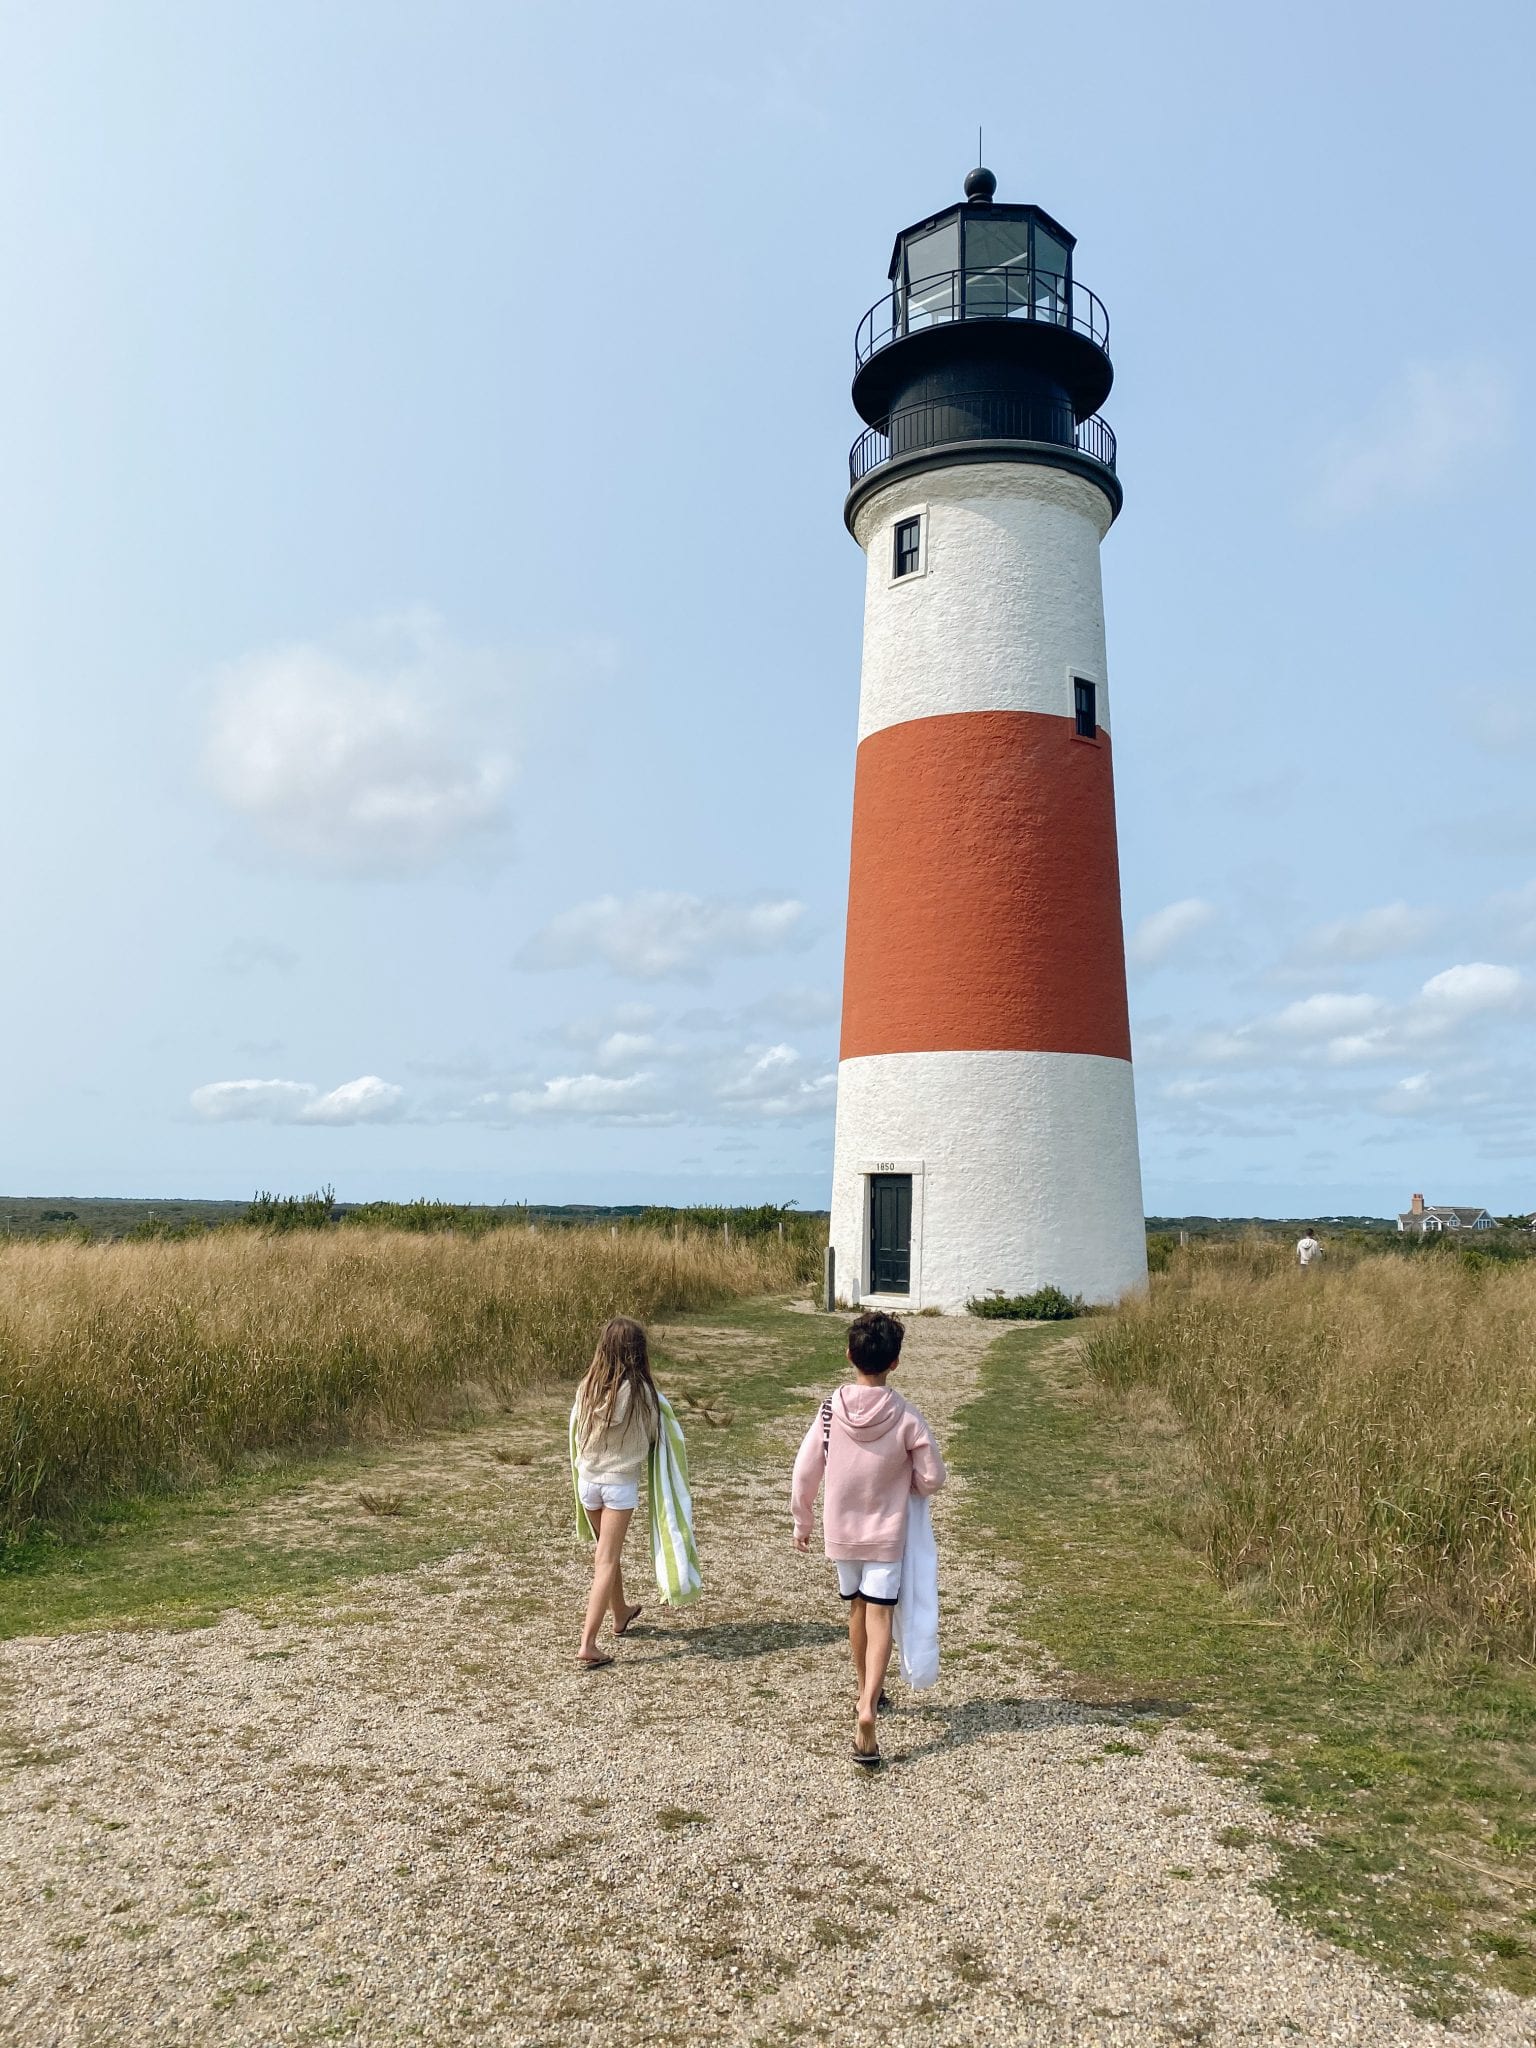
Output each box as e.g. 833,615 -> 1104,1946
855,268 -> 1109,369
849,393 -> 1117,487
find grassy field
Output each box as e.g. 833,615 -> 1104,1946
956,1322 -> 1536,2014
0,1225 -> 818,1549
6,1222 -> 1536,2015
5,1288 -> 1534,2017
1087,1243 -> 1536,1664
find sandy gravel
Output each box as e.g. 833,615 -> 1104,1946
2,1313 -> 1533,2047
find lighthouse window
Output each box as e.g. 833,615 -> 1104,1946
964,218 -> 1031,318
901,222 -> 960,331
1032,227 -> 1071,323
1074,677 -> 1098,738
893,516 -> 922,579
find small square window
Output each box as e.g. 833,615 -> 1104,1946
893,516 -> 922,579
1074,677 -> 1097,739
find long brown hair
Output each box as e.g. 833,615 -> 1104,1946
576,1315 -> 659,1445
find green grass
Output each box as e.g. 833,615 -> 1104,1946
0,1440 -> 478,1639
951,1325 -> 1536,2016
20,1295 -> 1530,2015
0,1298 -> 847,1641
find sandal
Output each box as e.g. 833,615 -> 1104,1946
577,1651 -> 613,1669
615,1604 -> 643,1638
851,1743 -> 883,1768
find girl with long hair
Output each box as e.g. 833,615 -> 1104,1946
571,1315 -> 661,1667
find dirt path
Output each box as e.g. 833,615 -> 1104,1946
2,1313 -> 1533,2047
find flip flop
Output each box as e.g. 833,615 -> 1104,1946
577,1652 -> 614,1669
851,1743 -> 883,1768
615,1605 -> 643,1637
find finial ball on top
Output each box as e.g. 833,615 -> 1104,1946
964,165 -> 997,204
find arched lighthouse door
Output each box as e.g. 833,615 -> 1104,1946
868,1174 -> 912,1295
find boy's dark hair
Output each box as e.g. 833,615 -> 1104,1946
848,1310 -> 904,1375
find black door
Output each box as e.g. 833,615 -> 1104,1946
869,1174 -> 912,1294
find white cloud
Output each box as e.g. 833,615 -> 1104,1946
593,1031 -> 660,1068
448,1043 -> 838,1128
1165,962 -> 1528,1084
190,1079 -> 316,1122
1270,991 -> 1387,1040
491,1073 -> 670,1122
1294,901 -> 1446,965
1128,898 -> 1217,969
1373,1072 -> 1435,1118
1415,961 -> 1522,1019
202,612 -> 518,875
190,1074 -> 403,1124
714,1042 -> 837,1119
1317,963 -> 1524,1061
1312,358 -> 1511,521
402,1018 -> 838,1130
302,1076 -> 405,1124
517,891 -> 810,982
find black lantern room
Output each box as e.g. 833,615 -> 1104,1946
848,167 -> 1119,522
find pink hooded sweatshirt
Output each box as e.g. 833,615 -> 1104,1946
790,1384 -> 946,1563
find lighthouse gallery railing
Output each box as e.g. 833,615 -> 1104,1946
854,267 -> 1110,368
849,395 -> 1117,487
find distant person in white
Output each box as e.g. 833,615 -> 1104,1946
1296,1227 -> 1322,1271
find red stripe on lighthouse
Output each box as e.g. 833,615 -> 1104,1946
839,709 -> 1132,1062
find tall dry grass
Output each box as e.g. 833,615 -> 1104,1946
0,1225 -> 813,1545
1087,1243 -> 1536,1663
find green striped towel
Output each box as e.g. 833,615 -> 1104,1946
648,1394 -> 702,1606
568,1393 -> 702,1607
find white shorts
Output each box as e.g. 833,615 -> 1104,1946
834,1559 -> 901,1606
578,1476 -> 639,1513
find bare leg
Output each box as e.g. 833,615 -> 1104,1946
610,1548 -> 642,1635
579,1506 -> 634,1661
856,1604 -> 893,1753
848,1597 -> 868,1695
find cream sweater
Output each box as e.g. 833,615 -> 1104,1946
575,1381 -> 655,1487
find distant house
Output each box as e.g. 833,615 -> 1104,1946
1397,1192 -> 1496,1236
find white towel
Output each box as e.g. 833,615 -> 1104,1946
893,1493 -> 939,1689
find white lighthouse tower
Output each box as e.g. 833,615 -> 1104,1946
828,167 -> 1147,1313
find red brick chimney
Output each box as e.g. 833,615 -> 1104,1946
1411,1192 -> 1425,1215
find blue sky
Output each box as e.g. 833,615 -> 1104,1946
1,0 -> 1531,1216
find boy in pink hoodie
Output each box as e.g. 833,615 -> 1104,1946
791,1310 -> 946,1765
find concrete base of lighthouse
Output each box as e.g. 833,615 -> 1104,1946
828,1050 -> 1147,1313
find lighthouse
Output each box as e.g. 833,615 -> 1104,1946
828,167 -> 1147,1313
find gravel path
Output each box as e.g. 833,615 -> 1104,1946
2,1312 -> 1532,2047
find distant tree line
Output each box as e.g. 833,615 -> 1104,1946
86,1189 -> 826,1246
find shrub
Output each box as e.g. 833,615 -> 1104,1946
246,1186 -> 338,1232
967,1285 -> 1085,1321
